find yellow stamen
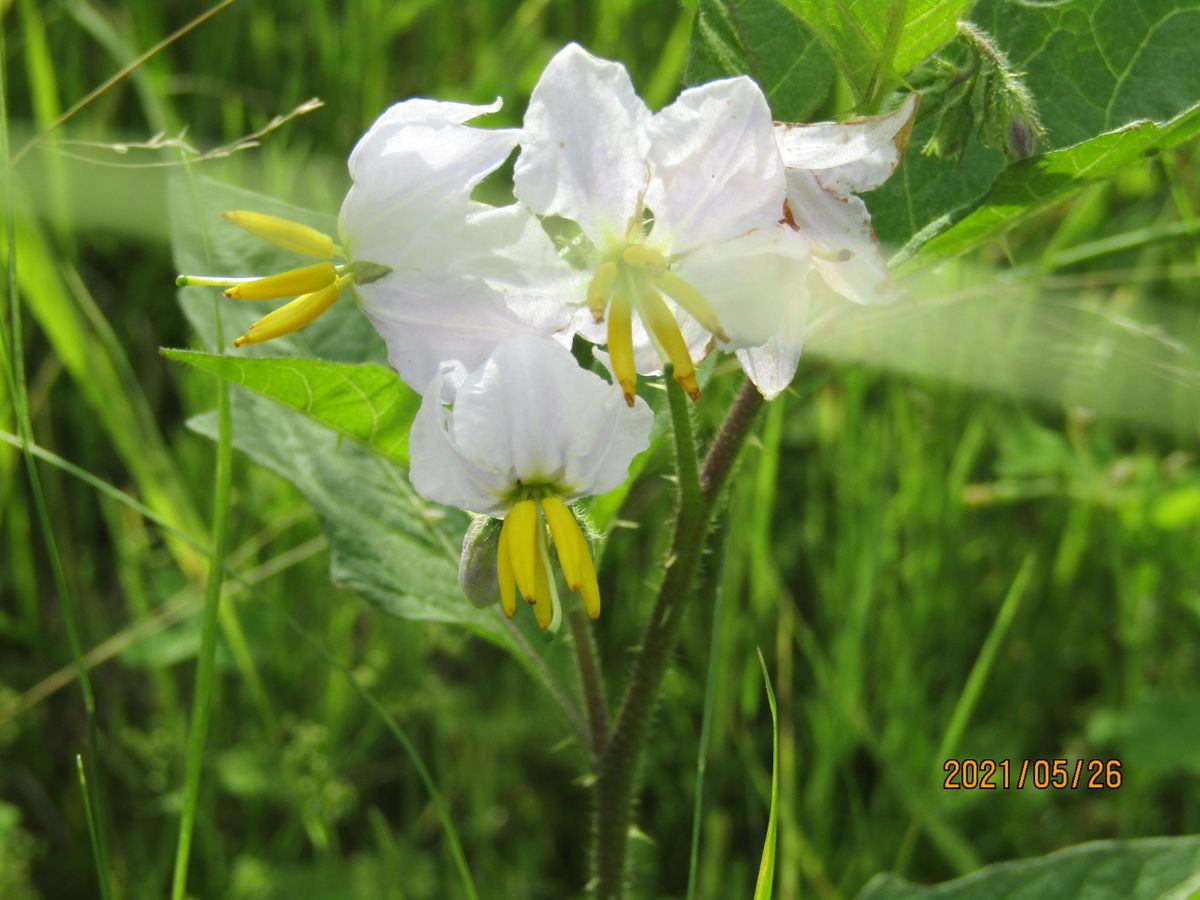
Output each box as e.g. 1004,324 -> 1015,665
655,270 -> 730,342
622,244 -> 667,276
541,496 -> 583,590
224,261 -> 337,300
587,261 -> 618,322
530,531 -> 554,630
634,287 -> 700,400
576,527 -> 601,620
505,499 -> 539,601
496,512 -> 517,618
608,291 -> 637,407
222,210 -> 335,259
233,276 -> 346,347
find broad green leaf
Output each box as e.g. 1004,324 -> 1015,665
781,0 -> 972,104
894,102 -> 1200,271
873,0 -> 1200,253
857,837 -> 1200,899
162,350 -> 419,465
752,649 -> 779,900
686,0 -> 836,121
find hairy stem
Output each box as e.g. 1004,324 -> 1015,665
592,378 -> 764,899
571,607 -> 610,761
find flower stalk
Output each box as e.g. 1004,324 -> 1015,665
592,376 -> 764,899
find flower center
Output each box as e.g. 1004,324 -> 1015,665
584,242 -> 728,406
497,496 -> 600,630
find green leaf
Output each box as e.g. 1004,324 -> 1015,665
781,0 -> 973,104
685,0 -> 836,120
894,101 -> 1200,272
752,649 -> 779,900
162,350 -> 419,466
857,837 -> 1200,899
873,0 -> 1200,253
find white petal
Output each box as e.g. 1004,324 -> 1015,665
354,275 -> 543,391
784,169 -> 896,304
773,93 -> 918,194
463,203 -> 589,337
512,43 -> 652,246
340,97 -> 518,265
449,336 -> 650,496
648,77 -> 785,254
735,283 -> 811,401
672,227 -> 809,349
409,365 -> 512,514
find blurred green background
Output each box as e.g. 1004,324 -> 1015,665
3,1 -> 1200,898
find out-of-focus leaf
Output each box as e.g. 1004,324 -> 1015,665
685,0 -> 835,120
781,0 -> 972,103
894,102 -> 1200,271
1089,691 -> 1200,776
857,837 -> 1200,899
163,351 -> 419,466
752,649 -> 779,900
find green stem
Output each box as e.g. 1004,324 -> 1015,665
592,378 -> 764,899
571,606 -> 609,761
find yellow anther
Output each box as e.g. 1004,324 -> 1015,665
530,534 -> 554,630
655,270 -> 730,342
607,291 -> 637,407
496,512 -> 517,618
587,261 -> 618,322
635,288 -> 700,400
232,276 -> 346,347
504,499 -> 539,601
577,530 -> 601,620
224,261 -> 337,300
622,244 -> 667,276
222,210 -> 335,259
541,496 -> 583,590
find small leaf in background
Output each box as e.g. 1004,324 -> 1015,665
857,837 -> 1200,899
686,0 -> 835,121
162,350 -> 419,466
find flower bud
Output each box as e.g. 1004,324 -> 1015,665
458,515 -> 501,607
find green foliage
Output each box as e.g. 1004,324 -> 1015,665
163,350 -> 420,466
752,649 -> 779,900
858,838 -> 1200,899
686,0 -> 835,120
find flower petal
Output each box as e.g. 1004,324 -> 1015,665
735,281 -> 811,401
340,97 -> 519,266
773,93 -> 918,194
512,43 -> 652,246
354,274 -> 543,391
648,76 -> 784,255
784,169 -> 896,304
672,227 -> 809,349
409,365 -> 511,514
449,336 -> 650,496
463,203 -> 589,337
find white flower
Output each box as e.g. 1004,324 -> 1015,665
410,335 -> 652,628
498,43 -> 810,405
736,95 -> 919,399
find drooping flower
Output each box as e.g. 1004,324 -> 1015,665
736,95 -> 919,399
178,99 -> 548,385
500,43 -> 811,405
409,335 -> 652,629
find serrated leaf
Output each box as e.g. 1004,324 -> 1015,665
857,837 -> 1200,899
894,102 -> 1200,272
163,350 -> 419,465
686,0 -> 836,120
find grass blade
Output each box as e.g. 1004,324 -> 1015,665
753,648 -> 780,900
